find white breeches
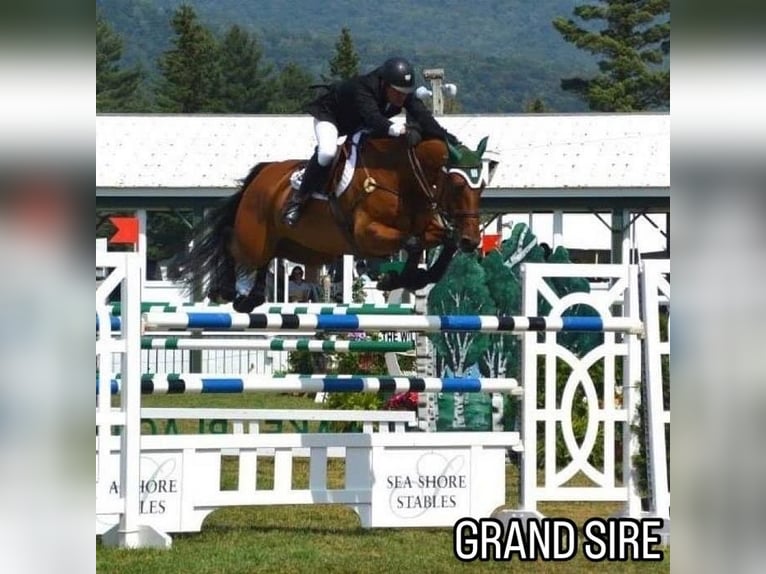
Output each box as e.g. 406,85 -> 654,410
314,119 -> 339,166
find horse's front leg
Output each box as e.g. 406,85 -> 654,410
416,217 -> 459,287
423,240 -> 457,285
356,221 -> 408,291
397,236 -> 432,292
378,235 -> 433,293
376,237 -> 426,292
395,236 -> 459,292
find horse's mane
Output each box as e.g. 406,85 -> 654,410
239,162 -> 270,192
361,137 -> 447,169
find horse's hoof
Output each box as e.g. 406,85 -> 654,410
402,269 -> 431,291
377,271 -> 399,292
220,287 -> 237,301
233,293 -> 264,313
209,285 -> 236,303
403,236 -> 422,253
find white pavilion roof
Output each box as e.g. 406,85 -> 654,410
96,113 -> 669,194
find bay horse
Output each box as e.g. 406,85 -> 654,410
178,133 -> 490,312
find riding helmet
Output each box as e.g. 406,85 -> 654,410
381,57 -> 415,93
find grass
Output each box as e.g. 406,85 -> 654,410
98,393 -> 669,573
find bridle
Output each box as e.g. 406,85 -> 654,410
347,139 -> 483,234
405,145 -> 483,226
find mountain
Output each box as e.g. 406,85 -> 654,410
97,0 -> 602,112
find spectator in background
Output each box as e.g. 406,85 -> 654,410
287,266 -> 319,302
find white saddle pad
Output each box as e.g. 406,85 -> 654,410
289,131 -> 364,199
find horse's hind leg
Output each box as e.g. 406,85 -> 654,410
233,266 -> 269,313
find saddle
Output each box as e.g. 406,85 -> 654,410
289,132 -> 367,199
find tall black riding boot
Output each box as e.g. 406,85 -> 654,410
282,153 -> 330,227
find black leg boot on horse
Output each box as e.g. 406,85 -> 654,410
282,152 -> 331,227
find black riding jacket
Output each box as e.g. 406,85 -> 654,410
303,66 -> 459,144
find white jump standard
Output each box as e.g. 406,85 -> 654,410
97,250 -> 670,549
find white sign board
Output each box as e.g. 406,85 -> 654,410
370,447 -> 505,527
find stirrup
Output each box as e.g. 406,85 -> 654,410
283,204 -> 301,227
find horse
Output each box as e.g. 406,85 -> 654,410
178,133 -> 491,312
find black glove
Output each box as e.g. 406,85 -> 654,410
406,128 -> 422,148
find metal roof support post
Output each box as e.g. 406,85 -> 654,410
610,208 -> 633,264
552,210 -> 563,250
342,254 -> 354,303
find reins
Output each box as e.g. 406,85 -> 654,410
406,146 -> 438,208
339,139 -> 481,240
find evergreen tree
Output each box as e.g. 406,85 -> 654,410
266,63 -> 314,113
96,11 -> 142,112
524,98 -> 548,113
156,4 -> 221,112
219,25 -> 274,113
553,0 -> 669,111
327,27 -> 360,81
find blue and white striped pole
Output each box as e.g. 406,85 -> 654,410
106,301 -> 416,316
140,337 -> 415,353
142,312 -> 644,334
102,374 -> 521,395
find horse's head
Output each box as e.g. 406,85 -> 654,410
433,136 -> 489,253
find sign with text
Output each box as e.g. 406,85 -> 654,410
97,452 -> 184,534
370,447 -> 504,527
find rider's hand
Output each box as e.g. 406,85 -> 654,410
388,123 -> 406,137
406,128 -> 422,148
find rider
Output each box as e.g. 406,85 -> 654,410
282,56 -> 461,227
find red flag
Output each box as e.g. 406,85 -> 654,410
109,216 -> 139,245
481,234 -> 501,255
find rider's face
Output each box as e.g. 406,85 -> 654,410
385,85 -> 408,108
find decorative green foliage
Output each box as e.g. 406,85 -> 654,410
543,359 -> 612,472
553,0 -> 670,111
428,254 -> 495,376
537,244 -> 602,355
324,348 -> 386,431
479,251 -> 521,379
633,310 -> 670,498
430,222 -> 606,441
500,222 -> 547,270
287,335 -> 388,431
156,4 -> 222,112
325,392 -> 384,427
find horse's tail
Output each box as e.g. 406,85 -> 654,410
178,163 -> 268,299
